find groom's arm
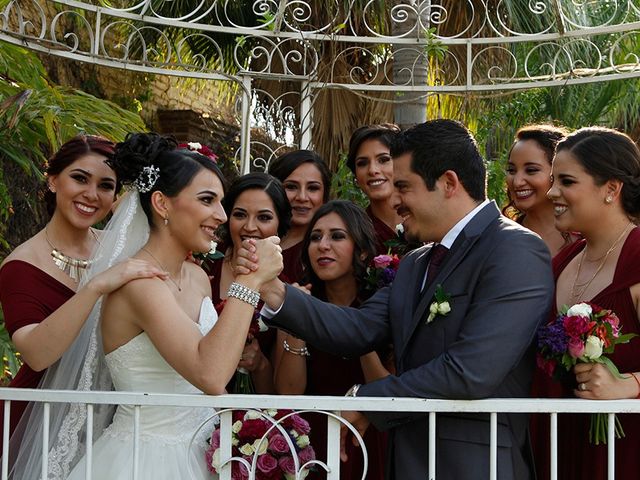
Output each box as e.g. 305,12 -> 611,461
261,281 -> 391,357
358,234 -> 554,430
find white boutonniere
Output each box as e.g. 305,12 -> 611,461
395,223 -> 404,236
427,284 -> 451,323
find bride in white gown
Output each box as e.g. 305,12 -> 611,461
8,133 -> 282,480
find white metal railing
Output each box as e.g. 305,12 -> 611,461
1,388 -> 639,480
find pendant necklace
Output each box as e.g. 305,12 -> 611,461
44,226 -> 96,283
141,247 -> 183,291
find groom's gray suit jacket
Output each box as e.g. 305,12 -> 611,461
267,202 -> 554,480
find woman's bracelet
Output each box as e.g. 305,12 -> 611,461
630,372 -> 640,399
227,282 -> 260,309
283,338 -> 310,357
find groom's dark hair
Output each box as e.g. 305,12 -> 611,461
390,119 -> 486,201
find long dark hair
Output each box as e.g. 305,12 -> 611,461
45,135 -> 116,216
301,200 -> 376,300
218,172 -> 292,248
109,133 -> 226,228
268,150 -> 332,203
347,123 -> 400,173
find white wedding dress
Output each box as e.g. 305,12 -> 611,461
67,297 -> 218,480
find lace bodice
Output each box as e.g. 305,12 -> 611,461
102,297 -> 218,443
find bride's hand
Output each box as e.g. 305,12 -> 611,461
86,259 -> 169,296
244,236 -> 282,285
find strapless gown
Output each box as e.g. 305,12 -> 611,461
68,297 -> 218,479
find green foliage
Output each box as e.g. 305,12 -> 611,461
330,154 -> 368,207
0,307 -> 20,385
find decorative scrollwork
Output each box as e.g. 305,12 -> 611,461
234,36 -> 319,77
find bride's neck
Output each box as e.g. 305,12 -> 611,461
142,233 -> 186,277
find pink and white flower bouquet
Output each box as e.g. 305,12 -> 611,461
205,409 -> 316,479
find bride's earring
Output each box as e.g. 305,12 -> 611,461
164,216 -> 169,226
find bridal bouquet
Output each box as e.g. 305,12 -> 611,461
365,253 -> 400,292
537,302 -> 637,444
205,409 -> 316,480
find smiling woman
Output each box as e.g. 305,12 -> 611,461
0,135 -> 168,443
205,172 -> 291,394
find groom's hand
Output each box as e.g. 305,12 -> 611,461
339,411 -> 370,462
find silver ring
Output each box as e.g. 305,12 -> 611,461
579,382 -> 587,391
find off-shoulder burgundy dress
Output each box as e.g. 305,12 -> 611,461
0,260 -> 74,438
530,228 -> 640,480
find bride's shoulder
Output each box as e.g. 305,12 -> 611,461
184,261 -> 212,295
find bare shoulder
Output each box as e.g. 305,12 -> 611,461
1,233 -> 45,269
184,261 -> 212,297
109,276 -> 171,307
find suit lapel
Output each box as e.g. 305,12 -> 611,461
398,202 -> 501,361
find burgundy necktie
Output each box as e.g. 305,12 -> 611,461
425,244 -> 449,288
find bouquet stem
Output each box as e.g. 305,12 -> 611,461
232,367 -> 254,394
589,413 -> 625,445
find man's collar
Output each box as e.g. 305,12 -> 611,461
439,199 -> 490,249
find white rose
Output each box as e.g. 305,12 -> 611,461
244,410 -> 262,420
429,302 -> 439,315
209,241 -> 218,254
396,223 -> 404,235
232,420 -> 243,433
257,316 -> 269,332
583,335 -> 603,360
265,408 -> 278,417
210,449 -> 221,469
567,303 -> 592,318
187,142 -> 202,150
231,437 -> 239,446
296,434 -> 310,449
437,301 -> 451,315
253,438 -> 269,455
239,442 -> 254,455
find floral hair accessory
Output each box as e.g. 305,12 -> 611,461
179,141 -> 218,163
134,165 -> 160,193
426,284 -> 451,323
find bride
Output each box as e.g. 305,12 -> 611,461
9,133 -> 283,479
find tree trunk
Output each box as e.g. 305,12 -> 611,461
392,0 -> 430,129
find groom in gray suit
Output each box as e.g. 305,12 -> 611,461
258,119 -> 554,479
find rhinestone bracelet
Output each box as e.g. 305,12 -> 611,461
227,282 -> 260,309
283,338 -> 310,357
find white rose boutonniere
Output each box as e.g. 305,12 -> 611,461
426,284 -> 452,323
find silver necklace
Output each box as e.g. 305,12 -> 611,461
141,247 -> 183,291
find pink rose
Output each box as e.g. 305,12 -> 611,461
568,337 -> 585,359
604,313 -> 621,337
257,453 -> 279,476
289,414 -> 311,435
298,446 -> 316,465
268,433 -> 290,454
373,254 -> 393,269
232,462 -> 249,480
210,429 -> 221,451
278,456 -> 296,475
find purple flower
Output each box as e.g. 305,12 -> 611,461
378,267 -> 397,287
537,318 -> 568,355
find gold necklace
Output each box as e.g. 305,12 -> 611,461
44,226 -> 96,282
141,247 -> 182,291
570,223 -> 633,301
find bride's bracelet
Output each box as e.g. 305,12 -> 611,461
227,282 -> 260,309
283,339 -> 310,357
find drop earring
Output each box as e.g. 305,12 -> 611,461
164,216 -> 169,226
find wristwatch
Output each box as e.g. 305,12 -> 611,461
345,383 -> 361,397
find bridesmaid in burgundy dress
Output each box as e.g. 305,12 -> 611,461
531,127 -> 640,479
268,150 -> 331,283
274,200 -> 388,480
0,135 -> 165,439
206,172 -> 291,393
347,124 -> 404,255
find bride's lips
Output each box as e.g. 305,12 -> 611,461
201,225 -> 217,238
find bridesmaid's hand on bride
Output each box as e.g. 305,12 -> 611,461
86,259 -> 169,296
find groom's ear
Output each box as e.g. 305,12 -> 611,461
440,170 -> 461,199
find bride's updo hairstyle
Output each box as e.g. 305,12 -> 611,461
555,127 -> 640,219
110,132 -> 226,227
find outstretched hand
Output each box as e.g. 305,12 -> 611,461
340,410 -> 370,462
87,259 -> 169,296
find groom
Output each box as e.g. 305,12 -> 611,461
257,119 -> 554,479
